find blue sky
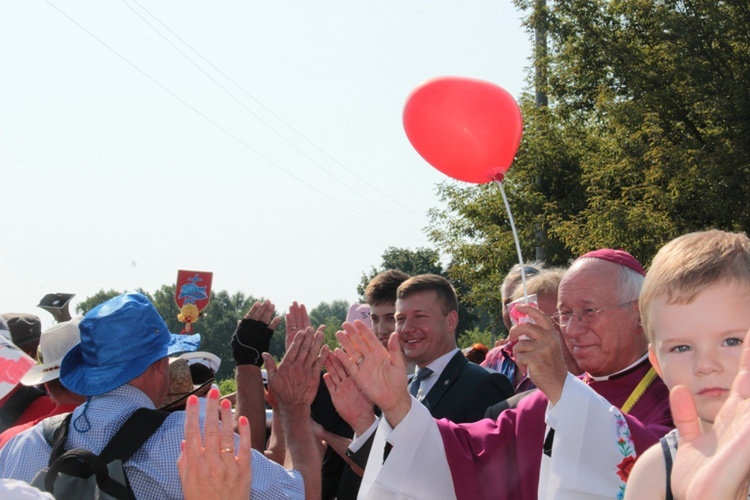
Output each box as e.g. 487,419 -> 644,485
1,0 -> 532,328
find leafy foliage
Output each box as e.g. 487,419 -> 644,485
457,328 -> 495,351
309,300 -> 350,329
217,377 -> 237,397
356,246 -> 445,300
430,0 -> 750,327
309,300 -> 350,352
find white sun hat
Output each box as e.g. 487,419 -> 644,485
21,318 -> 81,386
178,351 -> 221,374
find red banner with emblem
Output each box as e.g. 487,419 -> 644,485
175,270 -> 213,334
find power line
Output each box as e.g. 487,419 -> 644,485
118,0 -> 421,230
126,0 -> 425,221
42,0 -> 425,241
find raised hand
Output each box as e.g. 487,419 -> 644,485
334,320 -> 411,427
670,328 -> 750,500
232,299 -> 281,367
264,327 -> 328,409
178,389 -> 252,500
509,304 -> 568,404
285,302 -> 313,352
323,353 -> 376,435
262,328 -> 327,499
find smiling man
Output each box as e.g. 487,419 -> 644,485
337,250 -> 674,500
343,274 -> 514,495
394,274 -> 514,423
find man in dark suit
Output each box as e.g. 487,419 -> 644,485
395,274 -> 513,422
417,348 -> 511,422
346,274 -> 514,472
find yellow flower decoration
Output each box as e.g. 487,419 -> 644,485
178,303 -> 200,324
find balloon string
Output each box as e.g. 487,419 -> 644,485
493,179 -> 529,301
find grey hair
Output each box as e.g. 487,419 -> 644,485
616,265 -> 644,303
501,261 -> 546,301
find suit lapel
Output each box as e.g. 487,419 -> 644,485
421,351 -> 466,412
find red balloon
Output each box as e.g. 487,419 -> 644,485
403,76 -> 523,184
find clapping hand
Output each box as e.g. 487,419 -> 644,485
334,321 -> 411,427
178,389 -> 252,500
324,353 -> 376,435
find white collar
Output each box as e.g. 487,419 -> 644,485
587,353 -> 649,382
414,347 -> 460,378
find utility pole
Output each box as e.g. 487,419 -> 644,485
534,0 -> 549,109
534,0 -> 548,262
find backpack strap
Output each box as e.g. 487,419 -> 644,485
43,448 -> 131,499
42,413 -> 74,466
41,409 -> 168,466
34,408 -> 168,500
99,408 -> 169,464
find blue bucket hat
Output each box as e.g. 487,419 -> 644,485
60,292 -> 171,396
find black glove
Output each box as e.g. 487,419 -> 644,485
232,318 -> 275,366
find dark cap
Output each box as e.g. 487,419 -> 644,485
1,313 -> 42,347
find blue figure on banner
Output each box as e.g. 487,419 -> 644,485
175,271 -> 213,335
178,274 -> 209,304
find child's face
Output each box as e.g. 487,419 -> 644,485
648,282 -> 750,424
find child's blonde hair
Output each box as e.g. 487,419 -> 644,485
640,229 -> 750,342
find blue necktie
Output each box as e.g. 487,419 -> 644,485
409,367 -> 434,397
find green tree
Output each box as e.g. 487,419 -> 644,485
357,247 -> 444,300
430,0 -> 750,331
309,300 -> 349,328
268,316 -> 287,361
533,0 -> 750,248
534,0 -> 739,244
217,377 -> 237,397
358,246 -> 484,335
309,300 -> 350,352
457,327 -> 494,351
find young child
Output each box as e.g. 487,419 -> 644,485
625,229 -> 750,499
668,329 -> 750,499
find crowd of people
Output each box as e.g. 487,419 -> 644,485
2,229 -> 750,499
